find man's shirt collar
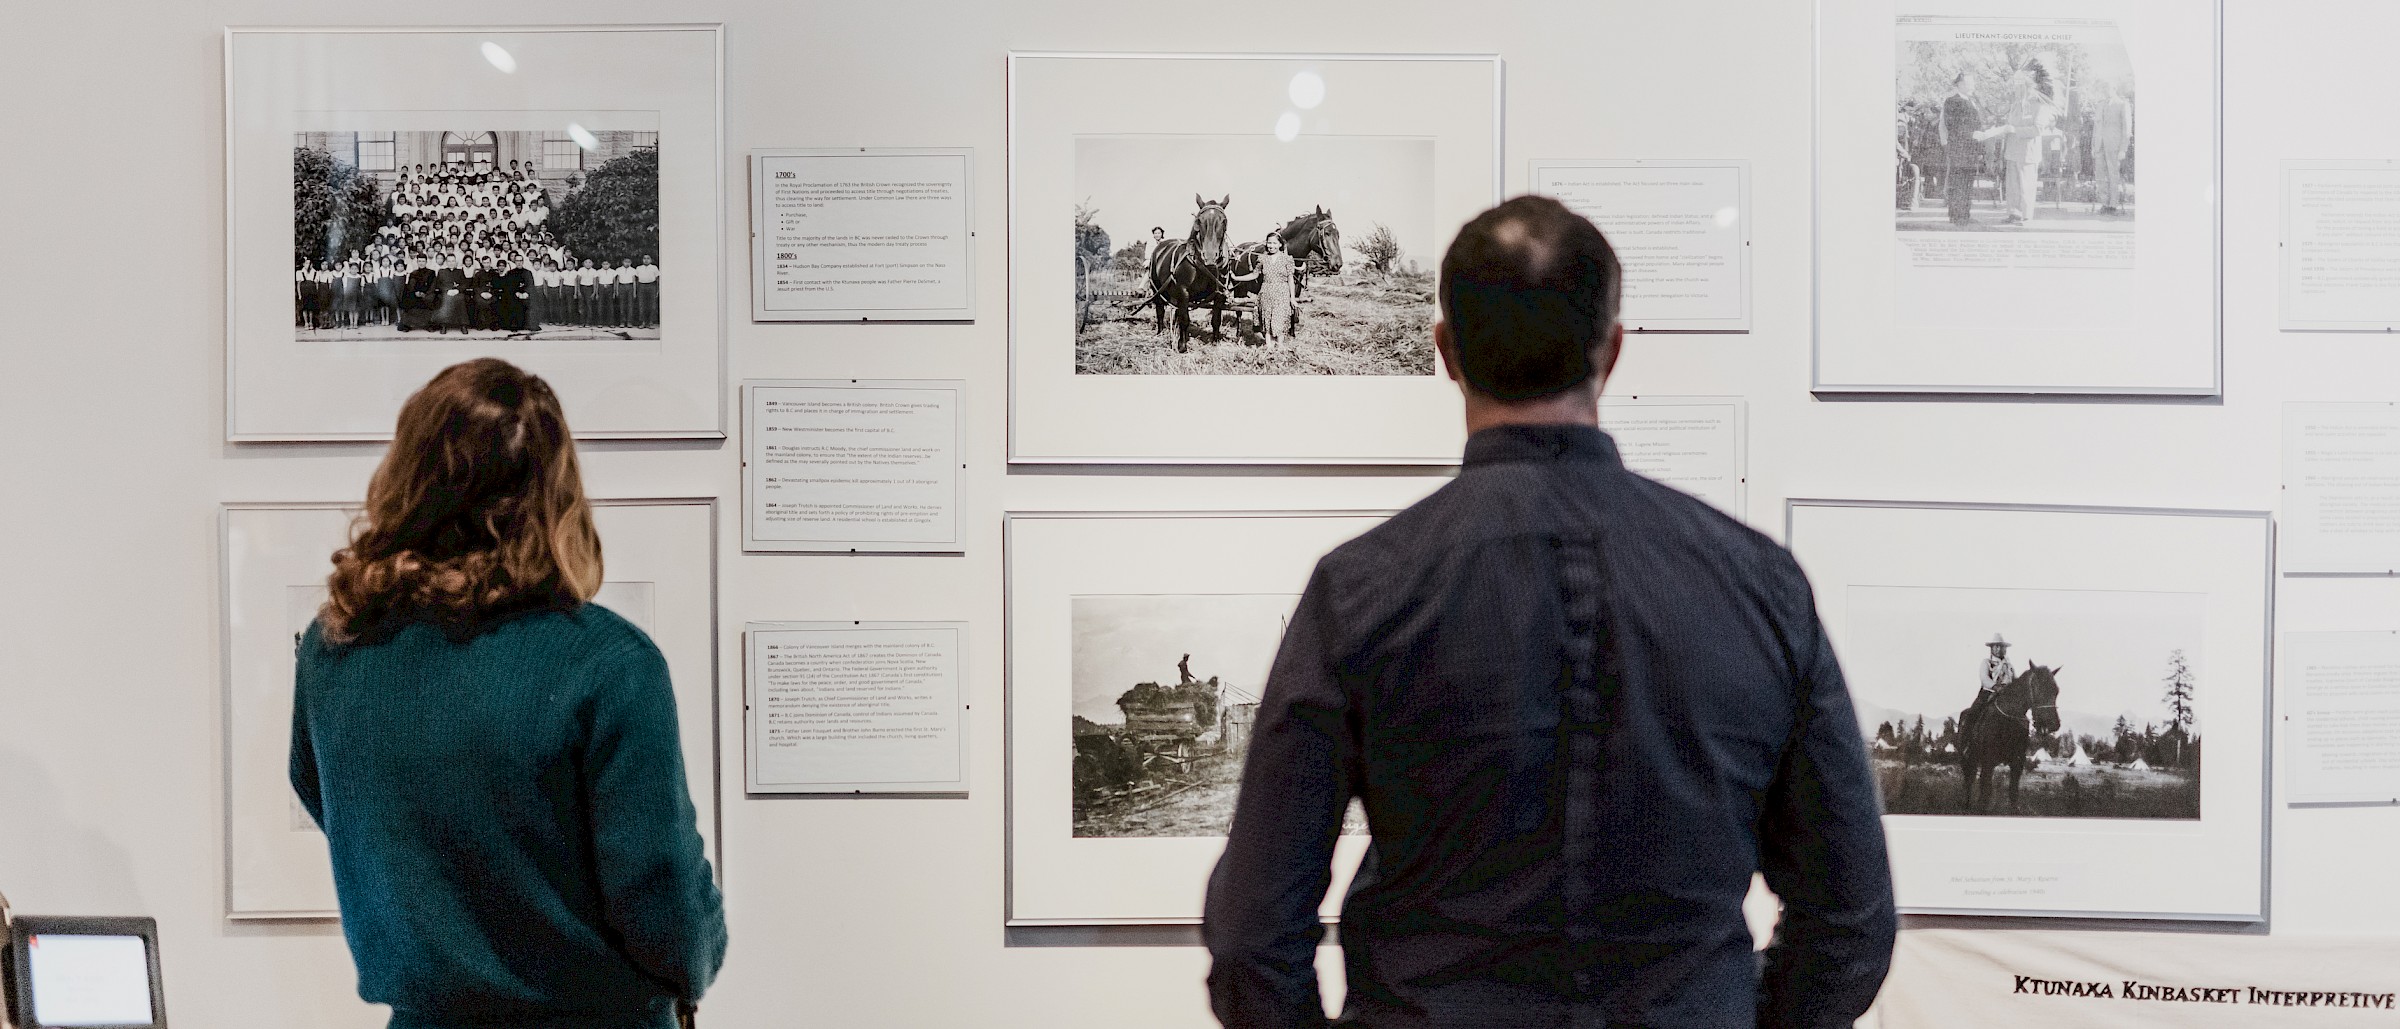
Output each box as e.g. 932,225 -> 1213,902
1461,423 -> 1620,468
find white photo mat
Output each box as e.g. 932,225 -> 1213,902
1007,52 -> 1500,465
221,499 -> 721,918
224,25 -> 725,440
743,621 -> 969,795
1814,1 -> 2221,394
1528,159 -> 1753,332
2280,161 -> 2400,331
1005,511 -> 1386,925
1786,499 -> 2270,920
748,148 -> 975,322
740,379 -> 967,554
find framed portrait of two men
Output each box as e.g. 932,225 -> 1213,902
224,25 -> 725,440
1816,1 -> 2221,395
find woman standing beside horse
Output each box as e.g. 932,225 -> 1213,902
1230,231 -> 1299,345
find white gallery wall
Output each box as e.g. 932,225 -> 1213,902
4,0 -> 2399,1024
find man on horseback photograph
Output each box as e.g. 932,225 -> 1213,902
1975,632 -> 2015,709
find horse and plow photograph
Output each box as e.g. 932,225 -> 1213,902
1842,584 -> 2204,820
1069,134 -> 1440,376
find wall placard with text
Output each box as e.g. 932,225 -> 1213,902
1598,395 -> 1747,519
2281,161 -> 2400,331
749,148 -> 975,322
1530,160 -> 1751,332
744,622 -> 969,795
742,380 -> 966,554
2282,402 -> 2400,574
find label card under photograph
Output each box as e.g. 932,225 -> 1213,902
742,380 -> 966,554
749,148 -> 975,322
744,622 -> 969,795
1530,160 -> 1751,332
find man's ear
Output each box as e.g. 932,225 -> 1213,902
1593,322 -> 1625,388
1433,320 -> 1464,385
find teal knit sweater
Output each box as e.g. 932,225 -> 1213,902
291,604 -> 726,1029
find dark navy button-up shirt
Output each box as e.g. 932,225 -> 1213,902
1203,424 -> 1896,1029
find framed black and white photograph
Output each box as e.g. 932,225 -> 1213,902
1009,52 -> 1501,464
290,125 -> 663,342
1068,593 -> 1374,839
1814,1 -> 2220,394
1072,136 -> 1435,375
1006,511 -> 1385,924
221,499 -> 721,918
225,26 -> 723,440
1787,499 -> 2269,920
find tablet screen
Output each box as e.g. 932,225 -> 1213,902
27,934 -> 154,1027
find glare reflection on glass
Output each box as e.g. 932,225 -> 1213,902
1713,206 -> 1740,227
480,42 -> 517,74
567,123 -> 599,150
1288,71 -> 1326,109
1274,111 -> 1301,142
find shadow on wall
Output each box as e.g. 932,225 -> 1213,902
0,744 -> 144,914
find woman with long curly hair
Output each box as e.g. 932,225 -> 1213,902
290,358 -> 724,1029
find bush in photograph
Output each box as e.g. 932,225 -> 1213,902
1072,201 -> 1112,271
1352,222 -> 1402,276
293,146 -> 387,267
550,147 -> 660,266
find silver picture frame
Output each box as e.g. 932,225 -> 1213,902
222,25 -> 728,441
1785,497 -> 2272,921
1809,1 -> 2224,396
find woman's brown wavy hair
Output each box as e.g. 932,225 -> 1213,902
320,358 -> 602,645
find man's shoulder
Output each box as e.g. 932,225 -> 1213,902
1318,461 -> 1796,585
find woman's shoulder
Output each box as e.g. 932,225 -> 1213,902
546,602 -> 665,661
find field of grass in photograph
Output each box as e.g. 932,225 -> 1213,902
1074,752 -> 1244,838
1074,270 -> 1435,376
1876,756 -> 2199,819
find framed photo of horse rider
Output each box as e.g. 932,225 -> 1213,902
1786,498 -> 2271,921
1007,52 -> 1503,465
224,25 -> 726,441
1813,0 -> 2222,395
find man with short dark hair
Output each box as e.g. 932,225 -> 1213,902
1203,195 -> 1896,1029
